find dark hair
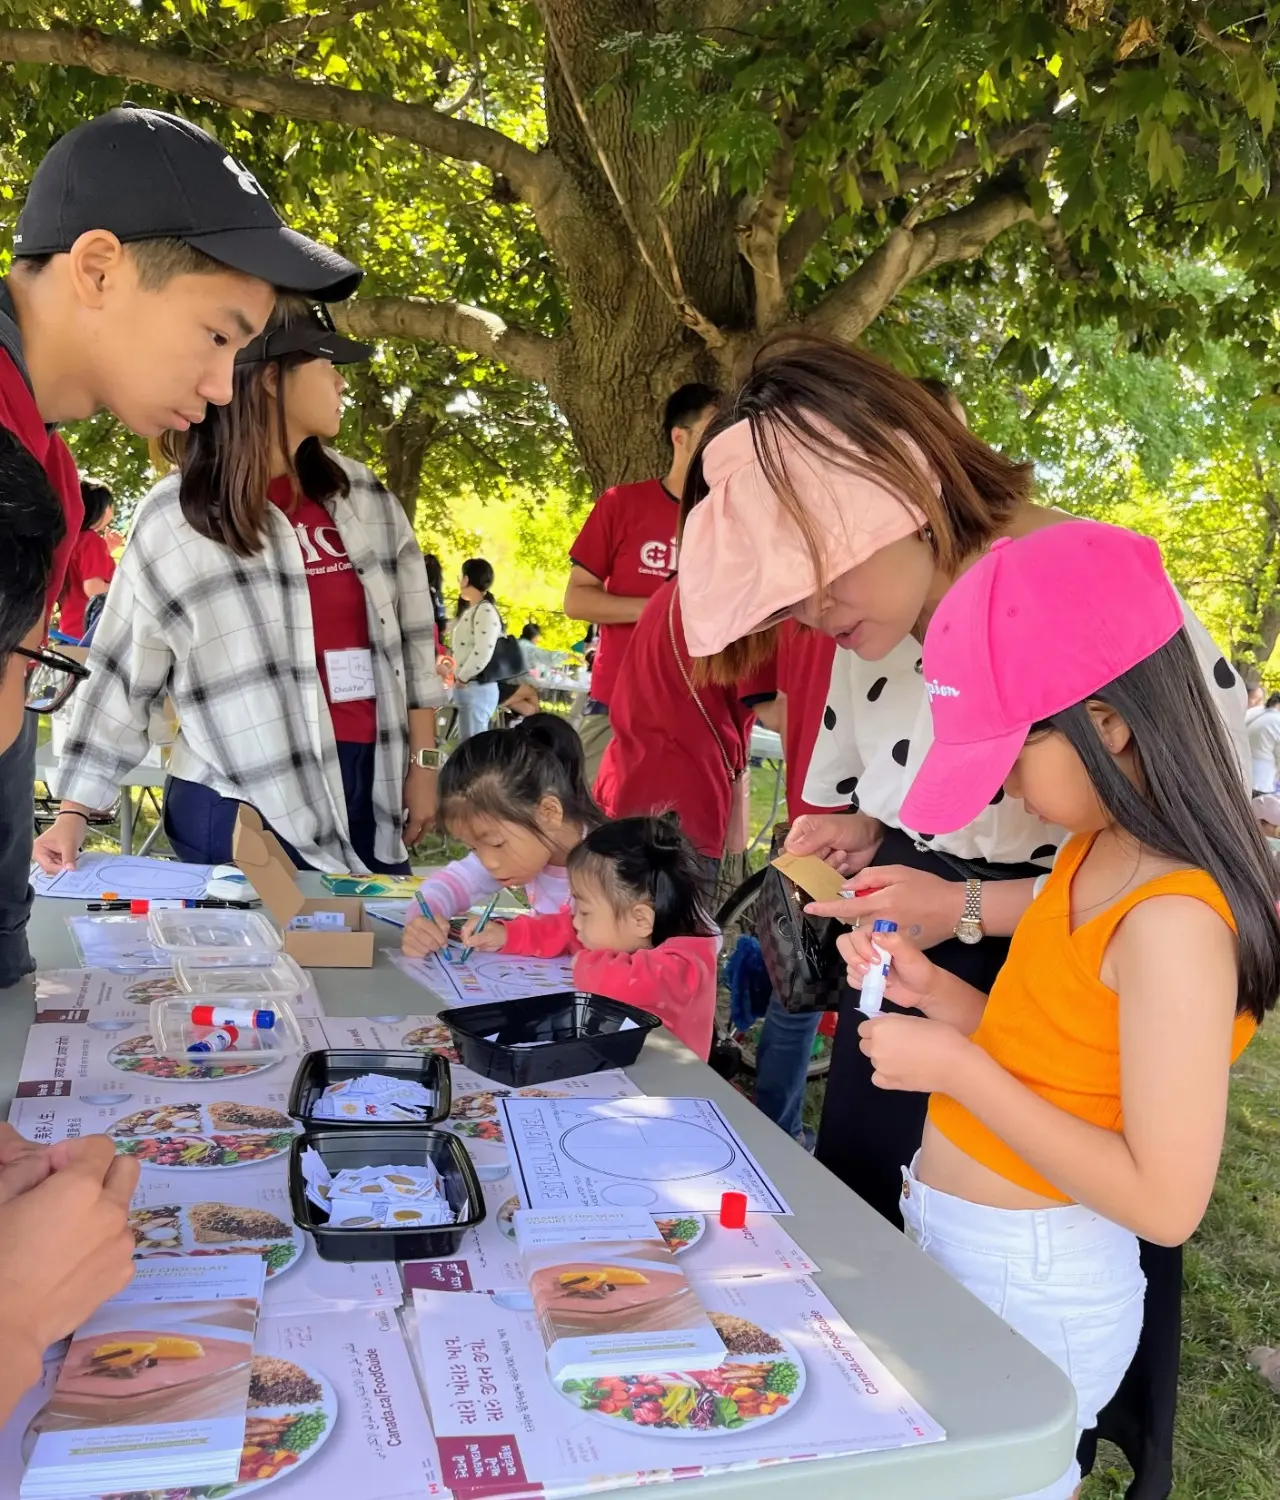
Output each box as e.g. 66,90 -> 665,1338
0,427 -> 65,656
568,816 -> 715,945
159,296 -> 349,556
521,621 -> 541,642
682,333 -> 1030,683
424,552 -> 444,597
1033,629 -> 1280,1024
79,479 -> 113,533
438,713 -> 601,842
663,383 -> 720,444
457,557 -> 498,619
1267,692 -> 1280,710
14,238 -> 226,289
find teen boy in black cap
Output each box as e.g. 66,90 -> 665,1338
0,104 -> 362,988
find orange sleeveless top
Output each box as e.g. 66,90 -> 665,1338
928,834 -> 1256,1202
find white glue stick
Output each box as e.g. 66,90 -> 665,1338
858,919 -> 898,1015
188,1024 -> 240,1054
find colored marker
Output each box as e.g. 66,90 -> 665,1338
188,1025 -> 239,1054
459,892 -> 499,965
190,1005 -> 275,1030
415,889 -> 452,964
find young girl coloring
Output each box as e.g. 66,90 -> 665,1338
460,816 -> 720,1061
402,715 -> 599,958
842,520 -> 1279,1500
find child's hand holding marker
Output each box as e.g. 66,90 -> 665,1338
457,914 -> 507,954
404,891 -> 451,959
837,922 -> 938,1014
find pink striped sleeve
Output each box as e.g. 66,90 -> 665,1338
415,854 -> 497,920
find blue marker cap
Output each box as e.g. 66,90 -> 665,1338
872,919 -> 898,934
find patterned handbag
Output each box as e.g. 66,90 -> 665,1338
754,823 -> 847,1014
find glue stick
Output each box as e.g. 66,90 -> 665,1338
858,920 -> 898,1016
190,1005 -> 275,1030
188,1025 -> 240,1054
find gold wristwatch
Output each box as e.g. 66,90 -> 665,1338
953,880 -> 984,945
413,748 -> 448,770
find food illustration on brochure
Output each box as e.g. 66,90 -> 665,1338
129,1202 -> 305,1280
109,1102 -> 297,1171
108,1031 -> 275,1083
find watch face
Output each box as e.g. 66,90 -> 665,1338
954,919 -> 983,946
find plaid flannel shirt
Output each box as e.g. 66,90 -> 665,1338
55,454 -> 443,873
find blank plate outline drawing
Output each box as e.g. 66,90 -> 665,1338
31,852 -> 213,901
557,1116 -> 738,1181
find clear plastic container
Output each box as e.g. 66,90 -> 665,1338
147,907 -> 281,963
173,953 -> 307,997
149,994 -> 306,1066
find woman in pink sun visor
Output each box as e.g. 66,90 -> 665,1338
677,335 -> 1249,1500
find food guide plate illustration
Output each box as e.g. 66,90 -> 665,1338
557,1314 -> 807,1437
317,1013 -> 459,1064
129,1200 -> 306,1282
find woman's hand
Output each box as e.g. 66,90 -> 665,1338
837,925 -> 941,1013
402,766 -> 437,848
32,810 -> 89,875
403,909 -> 451,958
806,865 -> 964,949
858,1013 -> 976,1094
458,917 -> 508,953
784,812 -> 884,876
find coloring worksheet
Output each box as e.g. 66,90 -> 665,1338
502,1096 -> 793,1217
29,851 -> 214,900
391,949 -> 576,1007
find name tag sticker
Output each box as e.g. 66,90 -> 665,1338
325,648 -> 375,702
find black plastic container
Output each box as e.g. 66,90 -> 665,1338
289,1126 -> 484,1262
437,991 -> 661,1087
287,1048 -> 452,1130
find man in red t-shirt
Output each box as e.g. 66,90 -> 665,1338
0,105 -> 361,988
564,383 -> 720,785
741,621 -> 846,1147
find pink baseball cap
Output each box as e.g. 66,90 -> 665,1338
899,519 -> 1184,835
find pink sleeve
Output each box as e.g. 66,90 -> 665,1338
415,854 -> 496,921
573,942 -> 716,1061
501,909 -> 580,959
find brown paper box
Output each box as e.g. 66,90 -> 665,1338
232,805 -> 375,968
770,851 -> 849,905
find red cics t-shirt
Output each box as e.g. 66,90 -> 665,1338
596,578 -> 774,858
57,528 -> 115,640
269,477 -> 376,744
569,478 -> 680,708
777,621 -> 843,818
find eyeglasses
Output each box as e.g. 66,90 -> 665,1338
18,646 -> 90,715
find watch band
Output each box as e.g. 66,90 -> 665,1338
961,879 -> 982,926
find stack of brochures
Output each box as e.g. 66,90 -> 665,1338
20,1256 -> 264,1499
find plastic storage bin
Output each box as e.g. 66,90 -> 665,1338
150,995 -> 306,1067
287,1049 -> 452,1130
148,907 -> 281,964
173,953 -> 307,996
437,992 -> 660,1087
289,1127 -> 484,1262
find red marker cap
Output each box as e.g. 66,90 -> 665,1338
130,899 -> 150,916
719,1191 -> 748,1230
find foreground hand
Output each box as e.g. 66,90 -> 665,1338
403,909 -> 451,958
806,865 -> 964,949
402,767 -> 437,848
0,1135 -> 138,1359
32,814 -> 85,875
858,1013 -> 974,1094
784,813 -> 884,876
837,926 -> 939,1012
458,917 -> 507,953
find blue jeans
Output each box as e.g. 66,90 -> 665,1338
454,680 -> 500,741
163,741 -> 410,875
753,993 -> 821,1141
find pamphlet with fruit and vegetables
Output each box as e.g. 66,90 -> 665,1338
414,1276 -> 945,1500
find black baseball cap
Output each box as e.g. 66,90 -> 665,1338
14,106 -> 362,301
235,302 -> 372,366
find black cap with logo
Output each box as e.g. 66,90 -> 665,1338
235,301 -> 372,366
14,106 -> 362,301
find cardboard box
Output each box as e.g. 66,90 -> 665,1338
232,806 -> 375,968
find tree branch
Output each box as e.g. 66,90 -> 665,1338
778,120 -> 1055,287
804,191 -> 1035,342
333,297 -> 556,383
0,25 -> 558,212
737,129 -> 798,331
232,1 -> 380,61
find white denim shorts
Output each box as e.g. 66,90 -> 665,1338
901,1157 -> 1145,1500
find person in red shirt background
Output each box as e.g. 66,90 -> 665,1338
595,576 -> 772,907
54,481 -> 118,644
564,383 -> 720,786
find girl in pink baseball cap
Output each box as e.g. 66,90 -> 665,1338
842,519 -> 1280,1500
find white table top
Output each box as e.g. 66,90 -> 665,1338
12,885 -> 1075,1499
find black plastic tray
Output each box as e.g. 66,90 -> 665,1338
289,1126 -> 484,1262
286,1048 -> 451,1130
436,991 -> 661,1087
